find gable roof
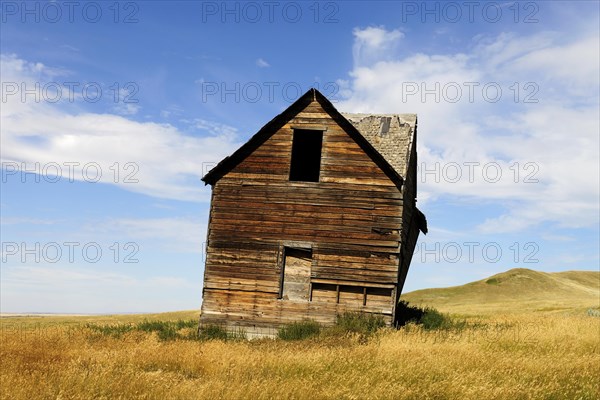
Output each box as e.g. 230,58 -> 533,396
201,88 -> 414,189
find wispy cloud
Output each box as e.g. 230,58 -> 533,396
59,44 -> 80,52
112,102 -> 141,116
0,54 -> 242,202
160,104 -> 184,119
256,58 -> 270,68
1,217 -> 61,226
352,26 -> 404,67
541,234 -> 575,242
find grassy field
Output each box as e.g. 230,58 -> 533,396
1,268 -> 599,399
401,268 -> 600,315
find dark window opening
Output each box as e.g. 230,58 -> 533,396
289,129 -> 323,182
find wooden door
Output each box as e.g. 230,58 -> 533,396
281,248 -> 311,301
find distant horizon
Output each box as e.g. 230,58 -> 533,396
3,266 -> 597,315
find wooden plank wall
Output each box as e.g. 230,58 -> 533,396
200,100 -> 405,329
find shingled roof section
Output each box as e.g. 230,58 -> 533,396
341,113 -> 417,180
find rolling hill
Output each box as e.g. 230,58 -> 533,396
401,268 -> 600,315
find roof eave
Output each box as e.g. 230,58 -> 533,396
201,89 -> 316,185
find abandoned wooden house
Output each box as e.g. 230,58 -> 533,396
200,88 -> 427,336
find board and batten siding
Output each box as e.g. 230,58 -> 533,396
200,100 -> 405,331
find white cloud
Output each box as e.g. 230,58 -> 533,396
256,58 -> 270,68
160,104 -> 184,119
474,31 -> 600,98
352,26 -> 404,67
541,234 -> 575,242
338,28 -> 599,232
353,26 -> 403,50
112,102 -> 141,116
189,118 -> 238,137
111,87 -> 141,115
0,54 -> 242,202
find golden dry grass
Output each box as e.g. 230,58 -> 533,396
0,310 -> 199,330
2,270 -> 599,399
1,312 -> 599,399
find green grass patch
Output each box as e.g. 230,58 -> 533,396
334,312 -> 386,335
84,322 -> 134,338
420,308 -> 466,330
278,320 -> 321,341
396,301 -> 468,331
586,308 -> 600,317
86,319 -> 199,341
197,324 -> 247,341
198,324 -> 229,340
278,312 -> 386,342
86,319 -> 247,342
396,300 -> 425,326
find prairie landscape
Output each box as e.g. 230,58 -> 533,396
1,268 -> 598,399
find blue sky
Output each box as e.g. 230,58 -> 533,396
1,1 -> 598,313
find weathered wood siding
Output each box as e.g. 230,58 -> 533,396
200,100 -> 405,330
